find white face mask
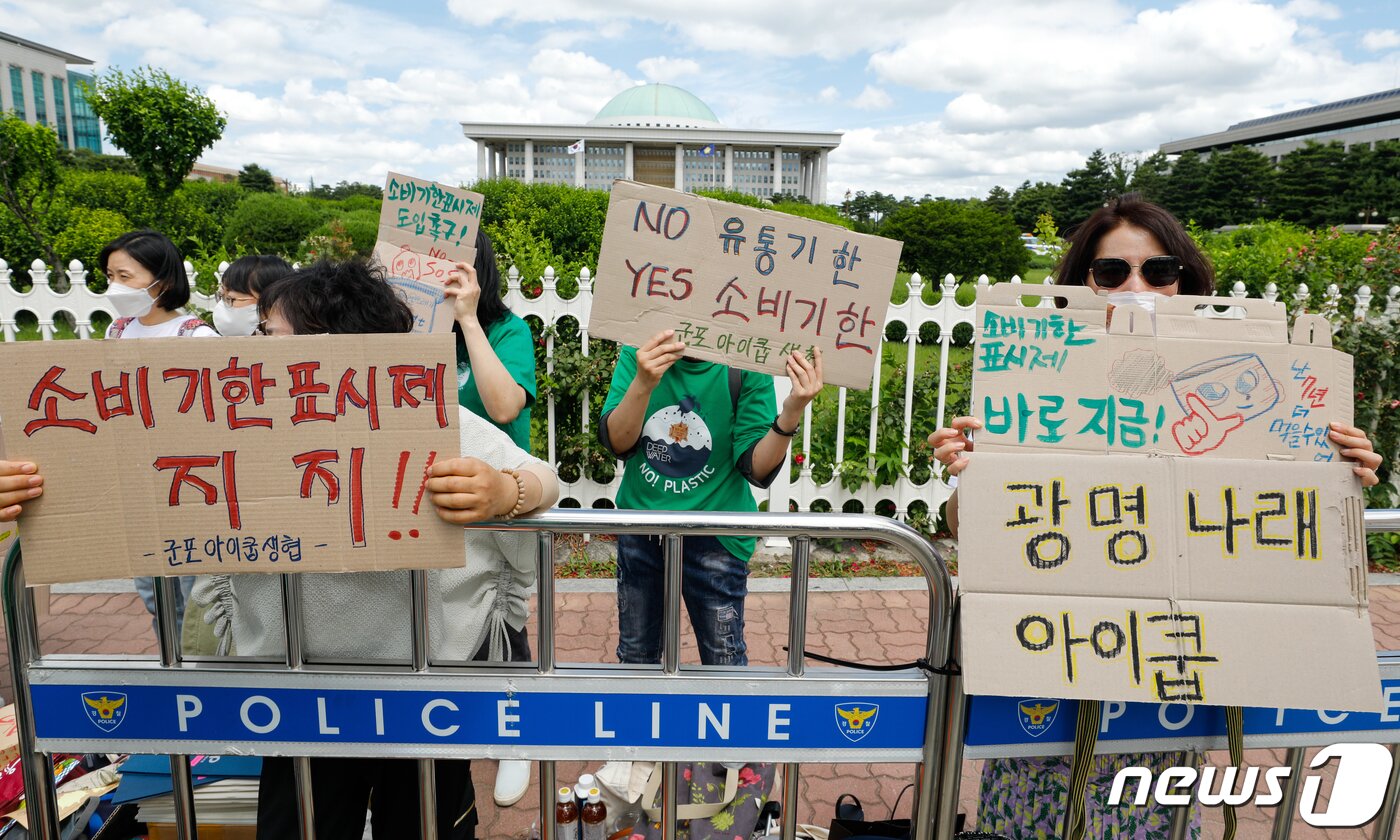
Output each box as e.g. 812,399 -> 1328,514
1102,290 -> 1161,312
105,282 -> 156,319
213,300 -> 261,336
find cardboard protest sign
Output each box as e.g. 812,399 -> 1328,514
959,284 -> 1381,712
590,181 -> 902,390
0,335 -> 462,585
375,172 -> 484,334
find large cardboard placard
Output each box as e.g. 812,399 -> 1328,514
0,335 -> 462,585
959,284 -> 1381,711
375,172 -> 484,334
590,181 -> 902,390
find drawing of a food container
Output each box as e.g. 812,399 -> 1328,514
1170,353 -> 1280,421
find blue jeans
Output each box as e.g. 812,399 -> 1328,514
135,575 -> 194,640
615,534 -> 748,667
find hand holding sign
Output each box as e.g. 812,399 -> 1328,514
425,457 -> 520,525
1172,392 -> 1245,456
0,460 -> 42,521
781,347 -> 824,418
444,262 -> 482,327
635,330 -> 688,390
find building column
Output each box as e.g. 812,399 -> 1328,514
60,80 -> 75,149
803,156 -> 813,199
773,145 -> 783,197
816,148 -> 829,204
674,143 -> 685,191
487,145 -> 496,179
498,148 -> 507,178
574,141 -> 585,188
724,145 -> 734,190
477,140 -> 487,182
524,139 -> 534,184
624,141 -> 634,180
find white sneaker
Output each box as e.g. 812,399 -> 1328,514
493,759 -> 531,807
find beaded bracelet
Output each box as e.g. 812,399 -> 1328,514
500,468 -> 527,519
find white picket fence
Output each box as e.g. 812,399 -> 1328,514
3,256 -> 1397,520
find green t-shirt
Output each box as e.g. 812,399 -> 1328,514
456,312 -> 537,449
602,350 -> 776,561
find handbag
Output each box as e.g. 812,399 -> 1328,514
827,791 -> 910,840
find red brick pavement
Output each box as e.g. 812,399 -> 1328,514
8,584 -> 1399,838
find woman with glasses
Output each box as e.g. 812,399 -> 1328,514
212,255 -> 292,337
928,194 -> 1382,839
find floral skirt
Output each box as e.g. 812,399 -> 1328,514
976,752 -> 1202,840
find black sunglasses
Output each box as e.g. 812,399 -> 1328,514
1089,256 -> 1182,288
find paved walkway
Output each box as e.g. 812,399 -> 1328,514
8,582 -> 1400,838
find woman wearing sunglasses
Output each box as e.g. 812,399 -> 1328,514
929,193 -> 1382,840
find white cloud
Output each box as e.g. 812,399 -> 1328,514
1362,29 -> 1400,51
637,56 -> 701,83
851,85 -> 893,110
1282,0 -> 1341,20
818,85 -> 841,104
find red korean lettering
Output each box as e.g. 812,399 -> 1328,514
217,357 -> 277,430
388,364 -> 449,428
292,447 -> 367,547
163,368 -> 215,422
288,362 -> 335,424
91,368 -> 155,428
23,366 -> 97,436
153,451 -> 241,529
335,366 -> 381,430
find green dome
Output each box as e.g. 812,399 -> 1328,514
590,84 -> 722,129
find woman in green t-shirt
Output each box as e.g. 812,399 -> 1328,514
445,231 -> 538,450
444,231 -> 539,808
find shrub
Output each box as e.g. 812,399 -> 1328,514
881,200 -> 1030,281
54,207 -> 132,275
56,170 -> 154,226
223,193 -> 325,257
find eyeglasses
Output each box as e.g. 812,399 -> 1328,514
1089,256 -> 1183,288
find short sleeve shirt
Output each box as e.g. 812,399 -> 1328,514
456,312 -> 537,449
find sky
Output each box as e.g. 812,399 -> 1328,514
6,0 -> 1400,200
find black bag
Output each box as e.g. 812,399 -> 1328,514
827,792 -> 910,840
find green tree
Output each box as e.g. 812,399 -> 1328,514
880,199 -> 1030,281
1010,180 -> 1063,232
84,67 -> 227,206
1159,151 -> 1210,223
1273,141 -> 1348,227
984,185 -> 1013,217
1056,149 -> 1116,228
308,180 -> 383,200
1204,145 -> 1274,226
56,147 -> 139,175
0,114 -> 62,267
1107,152 -> 1134,195
238,163 -> 276,193
840,190 -> 903,232
1128,151 -> 1172,203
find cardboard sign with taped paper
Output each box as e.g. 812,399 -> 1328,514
374,172 -> 484,334
958,284 -> 1381,711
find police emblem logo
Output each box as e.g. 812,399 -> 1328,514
81,691 -> 128,732
834,702 -> 879,742
1017,698 -> 1059,738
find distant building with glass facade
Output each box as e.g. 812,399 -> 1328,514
0,31 -> 100,153
462,84 -> 841,202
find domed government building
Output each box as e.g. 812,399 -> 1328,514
461,83 -> 841,202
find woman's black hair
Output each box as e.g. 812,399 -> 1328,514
1054,193 -> 1215,296
222,255 -> 293,298
98,229 -> 191,311
453,230 -> 511,354
259,259 -> 413,335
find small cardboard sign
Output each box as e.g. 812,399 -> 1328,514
0,335 -> 462,585
373,241 -> 458,334
375,172 -> 484,334
959,284 -> 1381,711
590,181 -> 902,390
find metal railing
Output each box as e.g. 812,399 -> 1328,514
6,509 -> 959,840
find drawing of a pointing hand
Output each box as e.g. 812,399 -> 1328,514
1171,392 -> 1244,455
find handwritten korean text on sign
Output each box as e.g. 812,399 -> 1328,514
590,181 -> 902,390
0,335 -> 461,585
375,172 -> 484,334
958,285 -> 1379,712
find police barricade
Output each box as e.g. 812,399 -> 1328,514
5,509 -> 961,840
946,507 -> 1400,840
